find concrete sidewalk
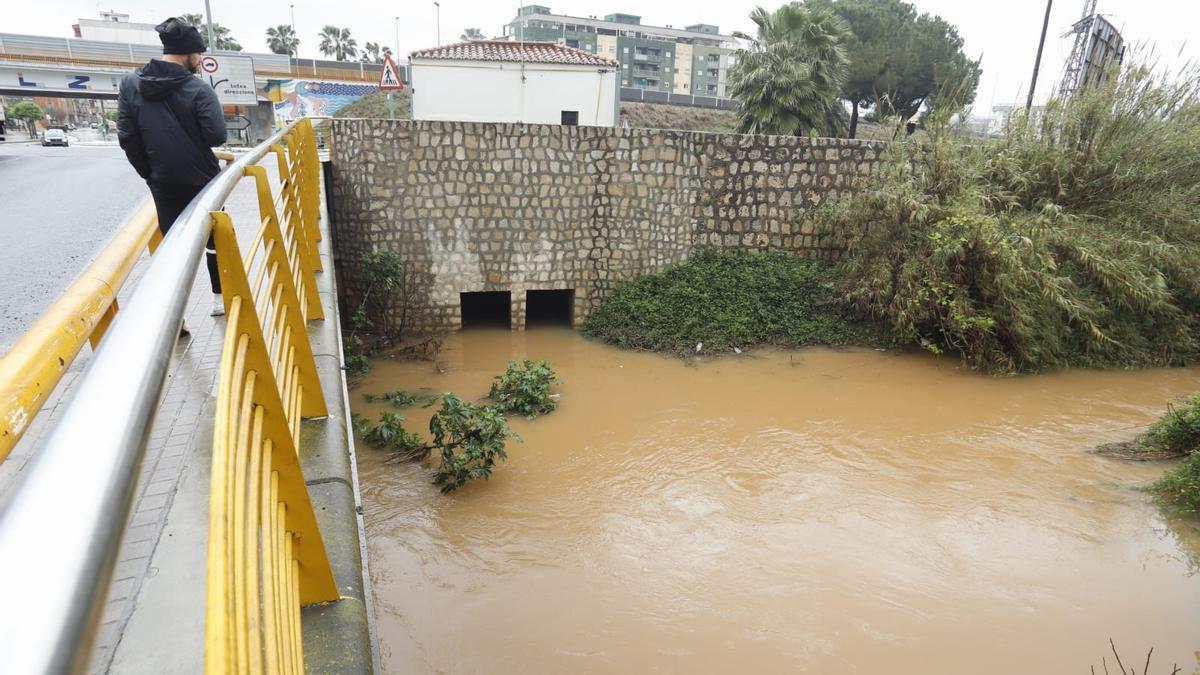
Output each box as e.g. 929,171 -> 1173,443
0,153 -> 375,673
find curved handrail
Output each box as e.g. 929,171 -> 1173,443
0,118 -> 316,675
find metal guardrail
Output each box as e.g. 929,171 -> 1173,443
0,117 -> 336,674
0,202 -> 161,460
206,119 -> 336,673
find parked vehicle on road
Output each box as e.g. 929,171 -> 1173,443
42,128 -> 68,147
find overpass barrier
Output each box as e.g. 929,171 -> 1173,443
0,33 -> 396,84
0,118 -> 345,674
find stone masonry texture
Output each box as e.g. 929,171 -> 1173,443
329,119 -> 887,333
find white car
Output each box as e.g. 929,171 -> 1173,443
42,128 -> 68,147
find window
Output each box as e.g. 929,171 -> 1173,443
609,46 -> 615,53
566,39 -> 579,48
561,111 -> 579,126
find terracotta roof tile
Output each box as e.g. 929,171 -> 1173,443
409,40 -> 618,67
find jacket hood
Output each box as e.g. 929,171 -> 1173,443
137,59 -> 196,100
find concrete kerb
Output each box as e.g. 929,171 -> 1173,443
298,160 -> 380,675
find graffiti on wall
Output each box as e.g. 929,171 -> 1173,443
269,79 -> 377,120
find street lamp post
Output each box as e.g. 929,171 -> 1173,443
434,2 -> 441,46
290,4 -> 298,58
203,0 -> 217,50
1026,0 -> 1054,112
394,16 -> 400,56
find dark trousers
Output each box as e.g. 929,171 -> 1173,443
148,182 -> 221,294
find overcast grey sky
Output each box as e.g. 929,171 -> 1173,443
5,0 -> 1196,111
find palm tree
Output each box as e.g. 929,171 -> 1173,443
178,13 -> 242,51
359,42 -> 391,64
179,13 -> 204,29
729,3 -> 850,137
266,24 -> 300,56
318,25 -> 358,61
460,27 -> 485,41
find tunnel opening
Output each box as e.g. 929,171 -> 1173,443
525,289 -> 575,328
460,291 -> 511,329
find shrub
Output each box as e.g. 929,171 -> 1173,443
343,249 -> 428,376
354,411 -> 424,455
1156,451 -> 1200,514
1139,394 -> 1200,516
811,59 -> 1200,373
583,249 -> 877,355
1144,394 -> 1200,455
344,332 -> 370,376
353,395 -> 520,493
428,394 -> 519,494
1154,452 -> 1200,517
362,389 -> 439,408
488,360 -> 560,418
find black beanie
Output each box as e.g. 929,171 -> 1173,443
156,17 -> 207,55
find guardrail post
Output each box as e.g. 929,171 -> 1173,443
270,143 -> 325,295
285,123 -> 323,271
245,165 -> 324,322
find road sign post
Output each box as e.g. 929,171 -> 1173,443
378,52 -> 404,121
199,54 -> 257,106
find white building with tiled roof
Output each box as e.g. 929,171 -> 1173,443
408,40 -> 619,126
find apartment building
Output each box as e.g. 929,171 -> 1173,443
502,6 -> 738,98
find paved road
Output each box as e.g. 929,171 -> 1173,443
0,138 -> 149,352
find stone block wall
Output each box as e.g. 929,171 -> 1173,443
329,119 -> 887,333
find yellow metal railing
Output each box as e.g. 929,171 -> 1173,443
0,202 -> 161,460
205,118 -> 337,674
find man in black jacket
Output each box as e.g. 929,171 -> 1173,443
118,17 -> 228,320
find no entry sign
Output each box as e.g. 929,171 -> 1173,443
199,54 -> 257,105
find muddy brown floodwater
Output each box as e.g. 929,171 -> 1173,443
353,328 -> 1200,674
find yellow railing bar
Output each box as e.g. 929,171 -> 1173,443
0,200 -> 160,460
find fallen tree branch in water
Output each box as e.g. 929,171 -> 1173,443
1090,639 -> 1179,675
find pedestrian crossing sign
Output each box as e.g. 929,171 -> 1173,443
379,53 -> 403,91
